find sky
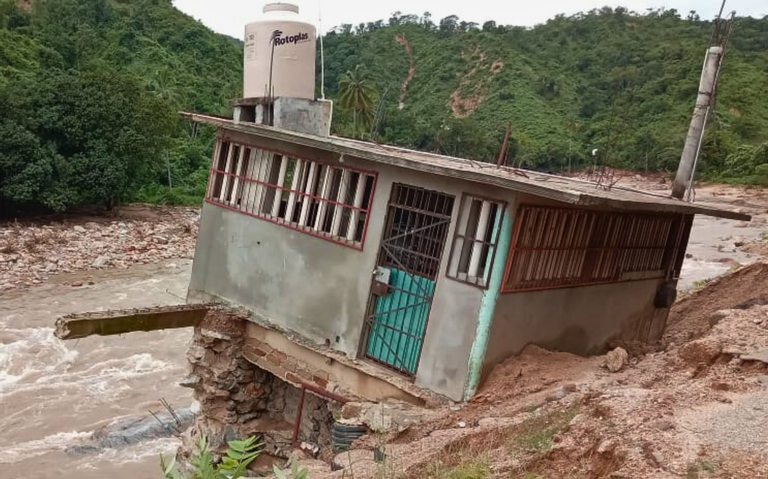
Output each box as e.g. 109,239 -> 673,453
173,0 -> 767,39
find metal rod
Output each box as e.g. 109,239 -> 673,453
291,383 -> 349,447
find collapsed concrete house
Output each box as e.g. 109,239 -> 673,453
177,5 -> 749,423
184,111 -> 747,407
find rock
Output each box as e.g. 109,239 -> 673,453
457,421 -> 466,428
180,373 -> 201,388
66,408 -> 194,456
341,402 -> 364,420
71,281 -> 83,287
651,419 -> 675,431
201,329 -> 232,341
73,225 -> 86,233
597,438 -> 618,454
345,400 -> 435,433
604,347 -> 628,372
91,255 -> 111,268
651,449 -> 664,466
679,339 -> 723,366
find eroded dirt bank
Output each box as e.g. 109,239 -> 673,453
308,263 -> 768,478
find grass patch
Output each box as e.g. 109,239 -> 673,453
510,406 -> 579,456
438,458 -> 492,479
692,278 -> 714,291
686,460 -> 717,478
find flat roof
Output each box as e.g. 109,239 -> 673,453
184,112 -> 750,221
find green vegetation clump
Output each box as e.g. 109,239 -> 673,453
161,435 -> 263,479
509,406 -> 578,456
0,0 -> 241,215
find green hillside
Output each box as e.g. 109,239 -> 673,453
322,9 -> 768,182
1,3 -> 767,214
0,0 -> 242,214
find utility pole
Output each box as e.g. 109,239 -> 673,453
671,1 -> 734,200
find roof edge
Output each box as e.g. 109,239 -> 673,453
182,112 -> 751,222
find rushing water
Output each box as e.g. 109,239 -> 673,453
0,260 -> 193,479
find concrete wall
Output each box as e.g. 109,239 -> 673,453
484,278 -> 665,369
481,192 -> 673,376
189,128 -> 512,401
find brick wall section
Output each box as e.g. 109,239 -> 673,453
242,336 -> 342,397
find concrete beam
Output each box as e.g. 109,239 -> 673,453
55,304 -> 211,340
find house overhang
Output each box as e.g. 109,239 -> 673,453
182,112 -> 751,222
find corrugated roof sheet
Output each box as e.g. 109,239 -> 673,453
183,112 -> 750,221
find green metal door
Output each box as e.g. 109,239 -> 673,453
363,184 -> 454,375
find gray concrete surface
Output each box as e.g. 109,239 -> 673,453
485,278 -> 664,367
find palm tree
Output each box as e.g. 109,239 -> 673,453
146,68 -> 182,106
338,65 -> 377,135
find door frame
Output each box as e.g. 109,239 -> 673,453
358,183 -> 455,377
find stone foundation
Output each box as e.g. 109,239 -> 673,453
182,311 -> 335,457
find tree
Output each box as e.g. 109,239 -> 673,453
0,69 -> 174,212
337,65 -> 377,136
482,20 -> 497,32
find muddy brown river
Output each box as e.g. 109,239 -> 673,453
0,197 -> 764,479
0,260 -> 193,479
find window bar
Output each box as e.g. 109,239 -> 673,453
270,155 -> 288,218
448,198 -> 472,279
236,148 -> 253,208
298,161 -> 319,227
346,173 -> 367,241
284,158 -> 304,223
241,148 -> 258,212
249,149 -> 268,214
331,169 -> 351,236
467,200 -> 492,280
218,145 -> 236,203
229,147 -> 246,206
314,166 -> 334,231
207,140 -> 223,199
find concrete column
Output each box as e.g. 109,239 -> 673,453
463,207 -> 513,400
672,46 -> 723,199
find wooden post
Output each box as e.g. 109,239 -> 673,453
497,121 -> 512,167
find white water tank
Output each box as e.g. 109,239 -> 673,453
243,3 -> 316,100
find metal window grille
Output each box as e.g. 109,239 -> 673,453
377,184 -> 455,280
502,205 -> 685,292
206,138 -> 377,249
446,194 -> 506,288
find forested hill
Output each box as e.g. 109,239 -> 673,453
0,0 -> 242,214
1,3 -> 767,214
323,9 -> 768,183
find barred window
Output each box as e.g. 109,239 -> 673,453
502,205 -> 682,292
446,195 -> 505,288
207,139 -> 376,249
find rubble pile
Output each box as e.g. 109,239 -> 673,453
0,207 -> 199,291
